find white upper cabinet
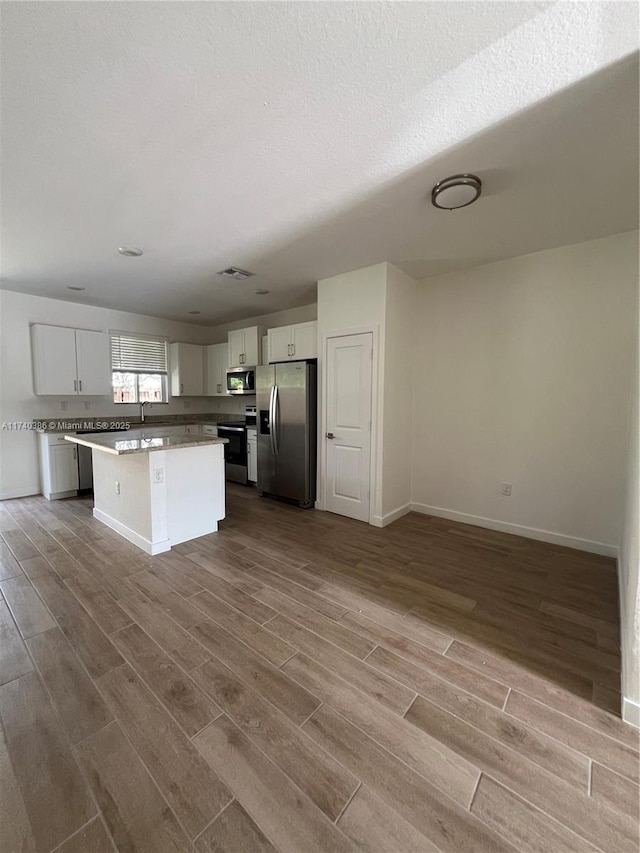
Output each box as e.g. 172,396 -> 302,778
31,324 -> 111,395
169,342 -> 205,396
32,325 -> 77,395
205,342 -> 229,396
267,325 -> 292,363
291,322 -> 318,360
267,321 -> 317,362
228,326 -> 264,367
75,329 -> 112,395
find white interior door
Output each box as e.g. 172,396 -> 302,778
325,333 -> 373,522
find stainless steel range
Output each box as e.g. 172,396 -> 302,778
216,406 -> 256,484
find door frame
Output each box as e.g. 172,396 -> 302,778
317,325 -> 380,525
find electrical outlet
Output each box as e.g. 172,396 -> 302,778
60,401 -> 68,411
114,481 -> 120,494
501,482 -> 512,496
84,401 -> 91,411
153,468 -> 164,484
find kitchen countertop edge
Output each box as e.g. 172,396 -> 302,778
64,432 -> 229,456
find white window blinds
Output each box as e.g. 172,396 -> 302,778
111,333 -> 168,373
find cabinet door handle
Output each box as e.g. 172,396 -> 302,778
180,383 -> 184,394
287,344 -> 291,356
217,383 -> 221,393
291,344 -> 295,357
79,379 -> 82,392
73,379 -> 77,392
73,447 -> 77,459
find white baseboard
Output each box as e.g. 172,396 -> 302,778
371,503 -> 412,528
93,508 -> 171,556
622,697 -> 640,729
410,503 -> 618,558
0,488 -> 39,501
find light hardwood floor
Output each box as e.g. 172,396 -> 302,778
0,485 -> 638,852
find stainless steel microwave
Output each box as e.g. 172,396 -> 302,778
226,366 -> 255,395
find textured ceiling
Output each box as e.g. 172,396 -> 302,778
0,1 -> 638,324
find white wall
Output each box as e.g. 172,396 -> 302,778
0,290 -> 215,499
316,262 -> 417,523
316,263 -> 387,516
411,231 -> 638,554
381,265 -> 417,520
619,301 -> 640,726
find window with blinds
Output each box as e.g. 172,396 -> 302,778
111,334 -> 168,373
110,333 -> 168,403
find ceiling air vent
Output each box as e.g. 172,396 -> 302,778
217,267 -> 255,280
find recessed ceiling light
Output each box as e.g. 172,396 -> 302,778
188,310 -> 201,315
67,285 -> 85,291
254,289 -> 269,295
431,174 -> 482,210
118,247 -> 143,257
217,267 -> 255,280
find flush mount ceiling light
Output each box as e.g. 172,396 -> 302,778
431,174 -> 481,210
66,285 -> 85,291
254,289 -> 269,295
188,310 -> 201,315
118,246 -> 143,257
217,267 -> 255,280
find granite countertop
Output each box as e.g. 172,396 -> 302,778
36,415 -> 244,434
64,429 -> 228,456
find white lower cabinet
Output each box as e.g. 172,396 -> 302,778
247,428 -> 257,482
39,434 -> 79,500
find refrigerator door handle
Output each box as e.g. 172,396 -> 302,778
272,384 -> 279,456
269,385 -> 276,456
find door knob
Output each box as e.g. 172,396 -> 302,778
326,432 -> 335,439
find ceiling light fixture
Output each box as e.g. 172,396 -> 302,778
217,267 -> 255,280
118,247 -> 143,257
431,174 -> 482,210
254,289 -> 269,295
66,285 -> 86,291
188,310 -> 201,315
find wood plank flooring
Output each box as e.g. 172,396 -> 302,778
0,486 -> 637,852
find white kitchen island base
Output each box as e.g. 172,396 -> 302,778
87,441 -> 225,555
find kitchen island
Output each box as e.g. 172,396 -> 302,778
64,429 -> 228,555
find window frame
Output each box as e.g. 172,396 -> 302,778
110,332 -> 169,405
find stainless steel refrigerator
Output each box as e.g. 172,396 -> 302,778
256,361 -> 316,508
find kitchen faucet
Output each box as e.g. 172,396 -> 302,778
140,400 -> 148,423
